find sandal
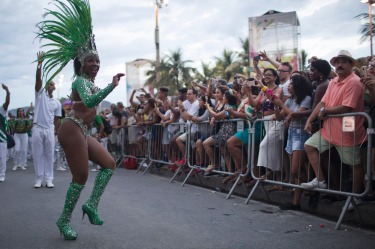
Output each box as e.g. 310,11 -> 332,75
268,185 -> 283,192
259,171 -> 272,180
222,175 -> 235,184
204,165 -> 216,173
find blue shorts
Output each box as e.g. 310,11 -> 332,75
285,126 -> 310,154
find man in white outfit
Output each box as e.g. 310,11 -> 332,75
33,51 -> 62,188
0,84 -> 10,182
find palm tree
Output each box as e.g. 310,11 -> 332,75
213,49 -> 241,81
238,37 -> 250,76
145,48 -> 196,94
144,58 -> 171,93
194,61 -> 217,85
164,48 -> 196,92
355,13 -> 375,43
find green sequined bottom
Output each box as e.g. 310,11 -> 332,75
65,115 -> 90,137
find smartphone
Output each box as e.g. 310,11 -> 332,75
251,86 -> 259,95
253,55 -> 261,61
361,66 -> 367,78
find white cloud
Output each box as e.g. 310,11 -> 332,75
0,0 -> 371,109
298,0 -> 338,18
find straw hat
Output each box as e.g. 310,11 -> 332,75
330,50 -> 356,66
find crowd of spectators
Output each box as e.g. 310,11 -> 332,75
2,49 -> 375,213
104,49 -> 373,211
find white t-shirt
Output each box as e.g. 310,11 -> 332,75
0,106 -> 7,143
187,99 -> 199,133
106,113 -> 116,126
178,100 -> 192,124
33,89 -> 62,129
279,79 -> 290,98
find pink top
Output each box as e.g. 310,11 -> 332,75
320,72 -> 366,146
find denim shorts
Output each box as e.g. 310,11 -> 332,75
285,126 -> 310,154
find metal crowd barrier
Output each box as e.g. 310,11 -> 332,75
182,119 -> 252,200
127,118 -> 251,190
246,112 -> 373,230
145,122 -> 184,181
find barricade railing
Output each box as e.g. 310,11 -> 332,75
117,124 -> 149,173
115,127 -> 126,168
147,122 -> 187,182
182,118 -> 253,199
131,117 -> 251,188
246,112 -> 373,230
113,124 -> 147,171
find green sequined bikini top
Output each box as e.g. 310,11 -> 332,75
71,75 -> 114,109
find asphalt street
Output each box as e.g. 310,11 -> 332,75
0,161 -> 374,249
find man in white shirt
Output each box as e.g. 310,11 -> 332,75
277,62 -> 292,102
106,103 -> 117,156
33,51 -> 62,188
175,88 -> 199,165
0,84 -> 10,182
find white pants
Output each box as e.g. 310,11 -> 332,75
27,135 -> 33,159
101,137 -> 108,151
91,137 -> 108,169
14,133 -> 28,166
32,126 -> 55,184
0,142 -> 7,179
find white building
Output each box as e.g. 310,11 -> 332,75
125,59 -> 153,105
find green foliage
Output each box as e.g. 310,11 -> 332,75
355,13 -> 375,43
145,37 -> 250,90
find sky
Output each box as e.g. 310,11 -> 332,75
0,0 -> 371,109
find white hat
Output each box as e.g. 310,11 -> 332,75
330,50 -> 356,66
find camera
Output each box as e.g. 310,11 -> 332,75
251,86 -> 259,96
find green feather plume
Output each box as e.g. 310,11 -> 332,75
35,0 -> 95,88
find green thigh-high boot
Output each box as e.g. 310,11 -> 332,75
82,168 -> 113,225
56,182 -> 85,240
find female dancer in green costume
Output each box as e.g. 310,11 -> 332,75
35,0 -> 124,240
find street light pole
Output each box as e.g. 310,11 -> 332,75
154,0 -> 168,86
362,0 -> 375,56
57,74 -> 64,100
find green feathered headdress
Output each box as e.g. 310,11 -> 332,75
35,0 -> 97,87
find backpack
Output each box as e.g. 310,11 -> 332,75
101,117 -> 113,135
124,157 -> 136,170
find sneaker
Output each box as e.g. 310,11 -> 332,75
46,182 -> 54,188
301,178 -> 327,189
91,168 -> 98,172
0,177 -> 5,182
175,158 -> 185,165
170,165 -> 179,172
20,166 -> 26,170
12,166 -> 17,171
56,166 -> 67,171
347,197 -> 363,211
279,203 -> 301,211
34,182 -> 42,188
